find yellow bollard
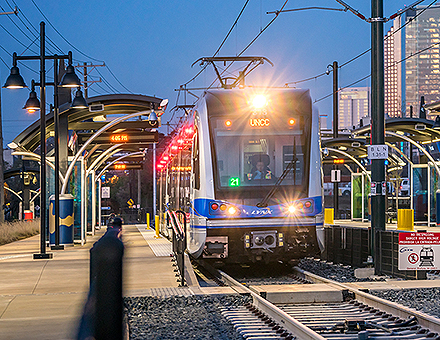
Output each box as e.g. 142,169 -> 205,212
155,215 -> 160,238
324,208 -> 334,225
146,213 -> 150,229
397,209 -> 414,231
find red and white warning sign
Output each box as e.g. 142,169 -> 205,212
399,232 -> 440,270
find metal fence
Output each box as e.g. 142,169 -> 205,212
322,226 -> 426,280
166,209 -> 187,287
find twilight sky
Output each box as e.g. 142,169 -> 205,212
0,0 -> 419,145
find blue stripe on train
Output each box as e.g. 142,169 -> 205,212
191,196 -> 322,219
190,222 -> 323,229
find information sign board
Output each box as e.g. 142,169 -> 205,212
398,232 -> 440,270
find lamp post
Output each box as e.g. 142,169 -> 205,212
3,21 -> 83,258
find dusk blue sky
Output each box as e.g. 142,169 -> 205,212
0,0 -> 421,146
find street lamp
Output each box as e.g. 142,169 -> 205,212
23,80 -> 40,113
3,21 -> 82,258
71,89 -> 88,109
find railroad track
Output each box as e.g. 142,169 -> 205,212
202,263 -> 440,339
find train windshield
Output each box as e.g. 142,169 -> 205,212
209,114 -> 309,190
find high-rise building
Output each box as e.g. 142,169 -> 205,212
338,87 -> 370,130
386,5 -> 440,118
384,24 -> 402,117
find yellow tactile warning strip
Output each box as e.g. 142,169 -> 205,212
135,225 -> 173,257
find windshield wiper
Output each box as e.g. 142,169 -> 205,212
257,141 -> 297,208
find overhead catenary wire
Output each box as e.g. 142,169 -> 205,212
171,0 -> 252,127
30,0 -> 132,94
286,0 -> 437,89
0,23 -> 38,54
2,1 -> 61,55
203,0 -> 289,91
171,0 -> 289,130
30,0 -> 104,63
182,0 -> 251,87
315,33 -> 440,104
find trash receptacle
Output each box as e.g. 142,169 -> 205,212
49,194 -> 74,246
24,210 -> 33,220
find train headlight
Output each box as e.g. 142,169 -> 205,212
254,235 -> 265,246
287,205 -> 296,214
252,95 -> 267,109
228,206 -> 237,215
265,235 -> 275,246
220,204 -> 227,211
304,201 -> 312,209
211,203 -> 219,210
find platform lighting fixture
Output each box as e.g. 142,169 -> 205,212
7,142 -> 18,149
432,116 -> 440,129
58,64 -> 82,88
71,88 -> 88,109
23,80 -> 40,113
3,22 -> 85,259
3,55 -> 27,89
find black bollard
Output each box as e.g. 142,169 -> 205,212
91,228 -> 124,340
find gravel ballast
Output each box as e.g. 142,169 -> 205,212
298,257 -> 386,282
370,288 -> 440,319
124,295 -> 251,340
298,258 -> 440,319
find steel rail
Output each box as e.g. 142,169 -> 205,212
294,266 -> 440,334
217,269 -> 326,340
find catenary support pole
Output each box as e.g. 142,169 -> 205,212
34,22 -> 53,259
332,61 -> 339,220
370,0 -> 386,269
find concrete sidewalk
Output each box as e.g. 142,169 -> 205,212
0,224 -> 188,340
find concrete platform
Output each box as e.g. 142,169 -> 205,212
0,224 -> 200,340
345,279 -> 440,291
328,219 -> 440,232
249,283 -> 343,304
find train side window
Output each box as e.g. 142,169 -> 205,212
192,129 -> 200,190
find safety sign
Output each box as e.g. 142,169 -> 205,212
398,232 -> 440,270
102,186 -> 110,199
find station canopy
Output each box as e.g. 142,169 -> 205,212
322,117 -> 440,169
11,93 -> 163,171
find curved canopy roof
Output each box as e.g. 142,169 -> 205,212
13,93 -> 162,151
322,117 -> 440,168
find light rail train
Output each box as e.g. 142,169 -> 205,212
157,88 -> 324,264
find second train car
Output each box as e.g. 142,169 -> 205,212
157,88 -> 324,264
